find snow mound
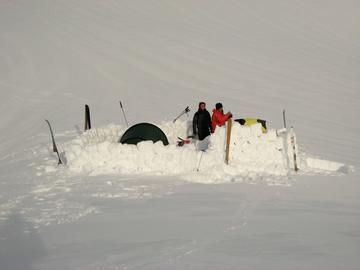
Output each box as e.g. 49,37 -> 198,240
41,120 -> 349,186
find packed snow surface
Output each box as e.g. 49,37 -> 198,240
1,0 -> 359,269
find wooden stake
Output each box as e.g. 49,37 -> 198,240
225,118 -> 232,164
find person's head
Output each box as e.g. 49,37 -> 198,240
198,102 -> 206,111
215,102 -> 223,111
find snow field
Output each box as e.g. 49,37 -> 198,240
1,1 -> 359,268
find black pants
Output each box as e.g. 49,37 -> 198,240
198,130 -> 210,140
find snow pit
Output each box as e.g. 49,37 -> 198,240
61,121 -> 284,183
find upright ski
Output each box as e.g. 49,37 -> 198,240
84,104 -> 91,131
44,119 -> 63,165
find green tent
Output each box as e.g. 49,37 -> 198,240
119,122 -> 169,146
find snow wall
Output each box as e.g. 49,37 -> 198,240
52,120 -> 350,186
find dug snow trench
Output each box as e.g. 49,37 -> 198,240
39,120 -> 351,186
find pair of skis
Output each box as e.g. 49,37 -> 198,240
45,104 -> 92,165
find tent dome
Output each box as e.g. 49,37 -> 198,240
119,122 -> 169,145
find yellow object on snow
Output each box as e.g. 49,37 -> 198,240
234,118 -> 267,133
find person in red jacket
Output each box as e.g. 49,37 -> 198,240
211,103 -> 232,132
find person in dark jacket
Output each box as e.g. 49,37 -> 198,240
193,102 -> 212,140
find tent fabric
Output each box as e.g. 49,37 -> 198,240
234,118 -> 267,133
119,122 -> 169,145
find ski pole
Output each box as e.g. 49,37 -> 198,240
283,109 -> 286,129
119,101 -> 129,127
290,127 -> 299,172
173,106 -> 190,123
196,150 -> 204,172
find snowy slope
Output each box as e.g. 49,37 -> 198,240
1,1 -> 360,269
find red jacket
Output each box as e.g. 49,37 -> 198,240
211,109 -> 231,132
